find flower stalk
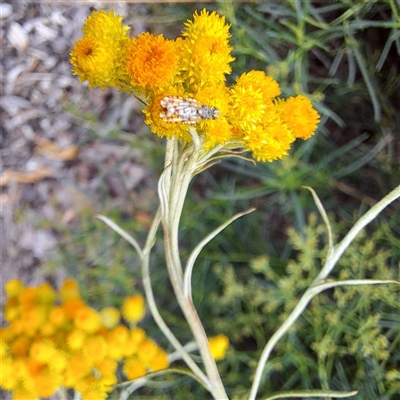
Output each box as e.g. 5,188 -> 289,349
158,133 -> 228,399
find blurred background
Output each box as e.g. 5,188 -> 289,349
1,1 -> 399,399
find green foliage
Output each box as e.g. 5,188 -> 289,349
41,210 -> 144,308
215,0 -> 399,226
208,215 -> 399,398
35,1 -> 399,398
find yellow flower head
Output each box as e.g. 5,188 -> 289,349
181,36 -> 234,87
27,365 -> 59,398
74,306 -> 102,334
100,306 -> 120,329
106,325 -> 129,359
83,9 -> 130,40
143,91 -> 192,140
83,335 -> 108,362
195,84 -> 232,148
229,71 -> 281,132
93,358 -> 117,387
70,9 -> 130,89
242,106 -> 295,162
149,348 -> 169,371
123,357 -> 146,380
60,278 -> 81,301
183,9 -> 231,42
70,37 -> 123,89
208,334 -> 229,360
5,278 -> 24,298
137,337 -> 169,371
65,355 -> 92,384
29,339 -> 56,363
22,307 -> 47,337
67,328 -> 86,350
181,9 -> 234,87
278,95 -> 320,140
4,298 -> 19,323
122,294 -> 145,324
35,282 -> 56,305
126,32 -> 181,95
49,306 -> 67,327
125,327 -> 146,357
11,336 -> 31,357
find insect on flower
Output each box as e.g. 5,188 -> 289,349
160,96 -> 220,124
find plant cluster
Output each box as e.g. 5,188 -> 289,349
0,279 -> 169,399
70,9 -> 319,162
0,278 -> 228,399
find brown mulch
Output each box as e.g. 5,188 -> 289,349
0,2 -> 165,305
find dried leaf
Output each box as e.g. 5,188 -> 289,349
34,137 -> 79,160
0,167 -> 54,186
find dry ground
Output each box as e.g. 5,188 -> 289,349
1,2 -> 161,305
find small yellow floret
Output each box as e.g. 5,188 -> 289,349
100,306 -> 120,329
67,328 -> 86,350
122,295 -> 145,324
5,278 -> 24,298
74,306 -> 102,334
279,95 -> 320,140
83,335 -> 108,361
83,9 -> 129,40
30,339 -> 55,363
208,334 -> 229,360
149,348 -> 169,371
60,278 -> 81,301
123,357 -> 147,380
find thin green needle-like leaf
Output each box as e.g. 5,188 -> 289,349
263,389 -> 358,399
346,30 -> 381,121
96,214 -> 143,260
303,186 -> 333,253
118,367 -> 208,400
313,279 -> 400,293
183,208 -> 255,299
319,184 -> 400,279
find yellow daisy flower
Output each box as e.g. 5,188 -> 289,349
181,9 -> 234,88
126,32 -> 181,96
208,334 -> 229,360
5,278 -> 24,299
181,36 -> 234,87
195,84 -> 232,148
123,356 -> 147,380
278,95 -> 320,140
143,91 -> 192,141
122,295 -> 145,324
74,306 -> 102,334
243,109 -> 294,163
229,71 -> 281,132
100,306 -> 120,329
70,10 -> 130,89
59,278 -> 81,301
70,38 -> 122,89
83,9 -> 130,40
183,9 -> 231,41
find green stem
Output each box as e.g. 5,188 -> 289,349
160,136 -> 228,399
141,208 -> 209,386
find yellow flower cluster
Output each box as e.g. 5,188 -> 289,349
70,9 -> 320,162
1,279 -> 169,400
